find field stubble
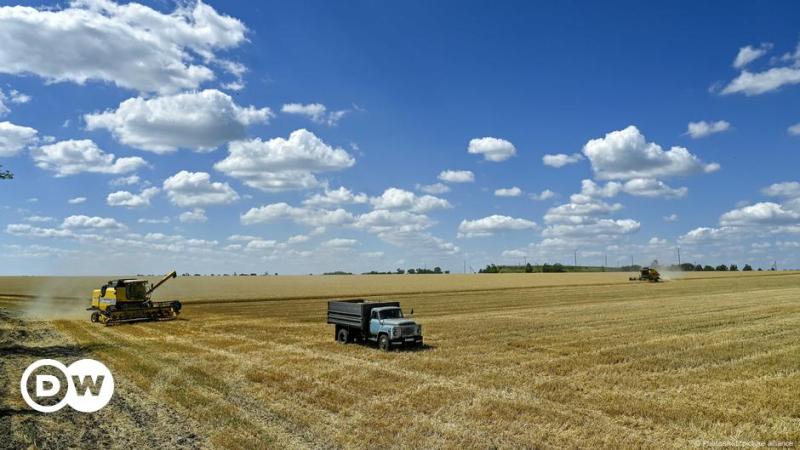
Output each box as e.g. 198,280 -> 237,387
1,271 -> 799,448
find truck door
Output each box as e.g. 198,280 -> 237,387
369,310 -> 380,336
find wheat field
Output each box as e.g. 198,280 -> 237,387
2,272 -> 799,448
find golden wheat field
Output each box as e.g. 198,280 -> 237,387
2,271 -> 800,449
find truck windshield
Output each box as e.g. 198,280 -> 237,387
380,309 -> 403,319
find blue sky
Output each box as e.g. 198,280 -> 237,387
1,0 -> 800,275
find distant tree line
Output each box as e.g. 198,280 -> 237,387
479,261 -> 765,274
363,267 -> 449,275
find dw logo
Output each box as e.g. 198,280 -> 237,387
20,359 -> 114,413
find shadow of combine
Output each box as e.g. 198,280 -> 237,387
0,343 -> 108,359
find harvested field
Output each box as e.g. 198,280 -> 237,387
1,271 -> 799,448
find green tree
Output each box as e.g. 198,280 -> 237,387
525,263 -> 533,273
552,263 -> 565,273
0,165 -> 12,180
694,264 -> 703,271
743,264 -> 753,271
716,264 -> 728,271
729,264 -> 739,271
407,268 -> 415,274
703,265 -> 715,271
433,266 -> 442,274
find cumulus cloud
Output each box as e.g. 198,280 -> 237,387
762,181 -> 800,198
620,178 -> 688,198
352,209 -> 432,234
370,188 -> 451,213
788,123 -> 800,136
215,129 -> 356,191
582,126 -> 719,180
32,139 -> 147,177
542,218 -> 640,239
281,103 -> 348,126
530,189 -> 556,201
109,175 -> 140,186
458,215 -> 537,238
438,170 -> 474,183
0,88 -> 31,116
138,216 -> 170,224
664,213 -> 679,222
163,170 -> 239,207
25,216 -> 55,223
719,202 -> 800,226
0,121 -> 38,157
241,203 -> 354,227
494,187 -> 522,197
543,153 -> 584,168
686,120 -> 731,139
179,208 -> 207,223
85,89 -> 272,153
62,215 -> 124,229
720,40 -> 800,95
416,182 -> 450,194
467,137 -> 516,162
68,197 -> 87,204
0,1 -> 247,94
733,43 -> 772,69
321,238 -> 358,248
303,187 -> 368,207
107,187 -> 159,208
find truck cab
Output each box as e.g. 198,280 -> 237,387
327,300 -> 423,351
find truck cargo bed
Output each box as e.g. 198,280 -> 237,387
327,299 -> 400,332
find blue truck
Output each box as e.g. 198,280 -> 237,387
327,299 -> 423,351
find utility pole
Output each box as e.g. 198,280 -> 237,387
630,255 -> 634,268
574,250 -> 577,268
604,253 -> 608,272
677,246 -> 681,266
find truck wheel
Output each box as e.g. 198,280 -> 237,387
337,328 -> 350,344
378,334 -> 390,351
90,312 -> 100,323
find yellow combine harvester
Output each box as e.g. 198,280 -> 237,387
87,270 -> 182,325
630,267 -> 661,282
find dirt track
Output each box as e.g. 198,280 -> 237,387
0,308 -> 205,449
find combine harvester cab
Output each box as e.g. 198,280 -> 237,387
629,267 -> 661,282
87,270 -> 182,325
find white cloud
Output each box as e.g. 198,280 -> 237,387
62,215 -> 124,229
281,103 -> 348,126
287,234 -> 311,244
733,43 -> 772,69
163,170 -> 239,207
438,170 -> 474,183
370,188 -> 451,213
762,181 -> 800,198
620,178 -> 688,198
542,153 -> 584,168
0,121 -> 38,157
542,218 -> 640,239
582,126 -> 719,180
686,120 -> 731,139
25,216 -> 55,223
467,137 -> 516,162
352,209 -> 432,234
6,224 -> 73,238
502,249 -> 527,258
530,189 -> 556,201
179,208 -> 207,223
85,90 -> 272,153
719,202 -> 800,226
138,216 -> 170,224
663,213 -> 679,222
68,197 -> 87,204
416,182 -> 450,194
303,186 -> 368,207
109,175 -> 140,186
241,203 -> 354,227
215,129 -> 356,191
788,123 -> 800,136
721,68 -> 800,95
321,238 -> 358,248
106,187 -> 159,208
457,215 -> 537,238
32,139 -> 147,177
494,187 -> 522,197
545,200 -> 623,224
0,1 -> 246,94
649,237 -> 667,245
361,251 -> 384,258
0,88 -> 30,116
